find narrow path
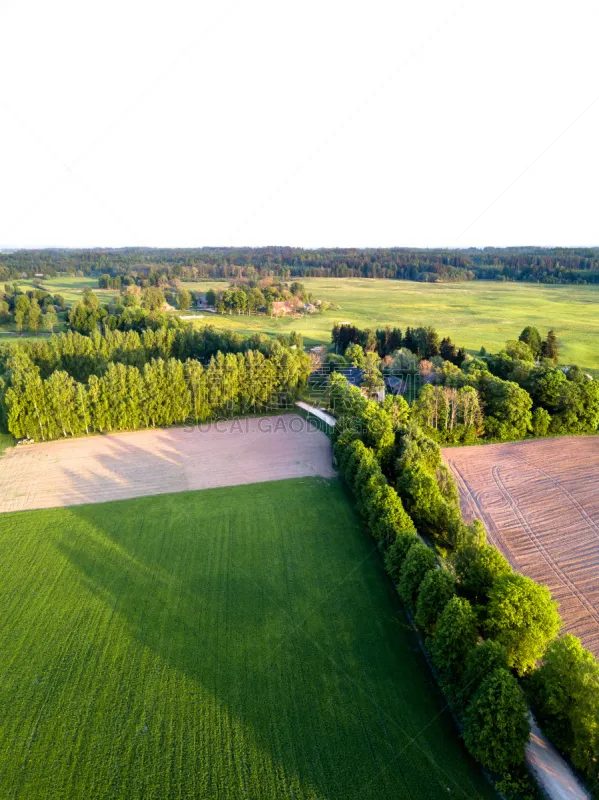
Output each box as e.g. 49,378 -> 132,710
295,402 -> 336,428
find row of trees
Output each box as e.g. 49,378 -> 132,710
3,344 -> 311,441
206,280 -> 319,316
329,373 -> 599,794
412,384 -> 484,444
6,246 -> 599,284
332,323 -> 445,360
0,326 -> 307,386
68,287 -> 184,335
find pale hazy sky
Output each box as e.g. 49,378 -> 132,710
1,0 -> 598,249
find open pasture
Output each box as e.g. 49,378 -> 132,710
185,278 -> 599,373
0,479 -> 494,800
443,437 -> 599,658
3,275 -> 598,371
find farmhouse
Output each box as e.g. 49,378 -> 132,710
339,366 -> 364,387
384,375 -> 407,396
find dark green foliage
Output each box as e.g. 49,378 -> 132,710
531,407 -> 551,437
384,531 -> 419,582
484,574 -> 561,675
519,326 -> 542,359
453,543 -> 511,603
395,426 -> 462,543
463,668 -> 530,773
541,329 -> 559,364
397,542 -> 437,609
458,640 -> 509,712
478,374 -> 532,441
397,462 -> 461,542
528,634 -> 599,786
429,596 -> 478,686
414,569 -> 455,635
332,323 -> 441,359
495,769 -> 539,800
6,245 -> 599,284
525,367 -> 567,411
439,336 -> 459,364
3,336 -> 310,441
370,484 -> 417,546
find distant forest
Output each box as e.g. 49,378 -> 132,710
3,246 -> 599,284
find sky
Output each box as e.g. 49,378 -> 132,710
1,0 -> 598,250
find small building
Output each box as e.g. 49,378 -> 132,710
339,367 -> 364,387
384,375 -> 408,396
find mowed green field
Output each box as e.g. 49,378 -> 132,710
186,278 -> 599,372
0,478 -> 494,800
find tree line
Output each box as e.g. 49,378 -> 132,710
330,373 -> 599,796
0,283 -> 66,334
0,325 -> 311,441
329,323 -> 599,444
4,246 -> 599,284
0,325 -> 306,384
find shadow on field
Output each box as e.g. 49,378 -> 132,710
50,443 -> 488,800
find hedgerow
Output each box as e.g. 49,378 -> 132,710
330,372 -> 597,795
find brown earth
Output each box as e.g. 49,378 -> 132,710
443,437 -> 599,658
0,415 -> 335,514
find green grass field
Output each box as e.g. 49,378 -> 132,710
185,278 -> 599,373
0,478 -> 494,800
0,276 -> 120,342
3,275 -> 597,371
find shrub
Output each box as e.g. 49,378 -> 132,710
429,596 -> 478,687
398,542 -> 437,609
531,407 -> 551,437
384,532 -> 419,582
453,543 -> 511,603
484,573 -> 561,675
463,667 -> 530,773
457,639 -> 508,712
414,569 -> 456,636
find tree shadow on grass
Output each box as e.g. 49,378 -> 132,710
27,433 -> 494,800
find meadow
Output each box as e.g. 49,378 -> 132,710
0,276 -> 120,343
186,278 -> 599,372
0,478 -> 494,800
3,275 -> 598,371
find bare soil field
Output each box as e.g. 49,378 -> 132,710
0,415 -> 335,513
443,437 -> 599,658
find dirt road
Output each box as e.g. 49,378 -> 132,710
0,415 -> 335,513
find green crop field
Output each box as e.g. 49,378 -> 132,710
184,278 -> 599,373
0,478 -> 494,800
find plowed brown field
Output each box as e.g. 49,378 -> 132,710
443,437 -> 599,658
